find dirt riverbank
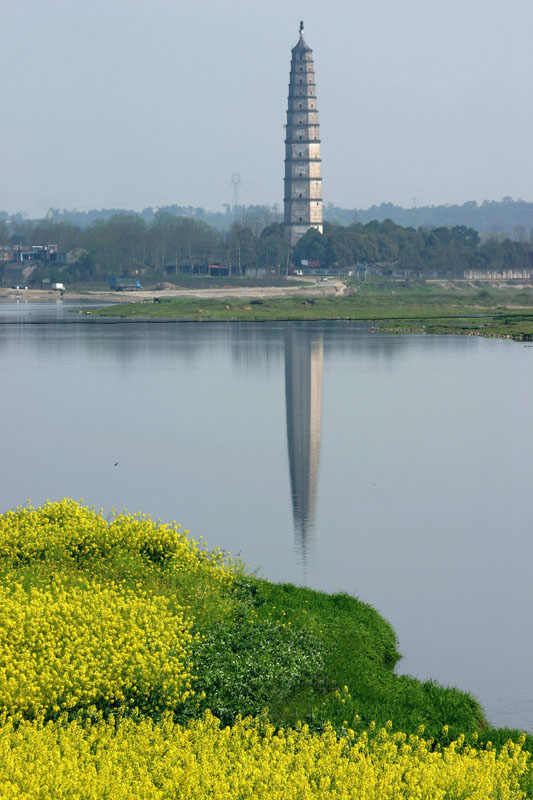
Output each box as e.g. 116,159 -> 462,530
0,280 -> 346,305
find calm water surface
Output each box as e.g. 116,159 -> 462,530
1,301 -> 532,732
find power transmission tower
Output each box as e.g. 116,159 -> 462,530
230,173 -> 241,209
411,197 -> 418,229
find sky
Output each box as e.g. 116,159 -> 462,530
2,0 -> 532,217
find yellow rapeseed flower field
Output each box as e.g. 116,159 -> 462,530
0,713 -> 530,799
0,577 -> 195,717
0,499 -> 234,590
0,500 -> 236,720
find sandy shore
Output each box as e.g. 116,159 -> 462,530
0,280 -> 347,304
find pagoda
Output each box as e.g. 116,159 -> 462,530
284,21 -> 323,247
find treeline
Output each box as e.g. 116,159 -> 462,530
0,213 -> 290,281
1,214 -> 530,283
324,198 -> 533,238
1,197 -> 532,238
0,204 -> 282,234
295,221 -> 530,271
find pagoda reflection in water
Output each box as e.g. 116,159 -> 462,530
285,325 -> 323,567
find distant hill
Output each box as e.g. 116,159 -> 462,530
324,198 -> 533,239
1,198 -> 532,239
0,205 -> 238,232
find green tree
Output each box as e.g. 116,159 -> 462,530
257,223 -> 289,271
0,221 -> 9,245
292,228 -> 327,265
30,220 -> 81,251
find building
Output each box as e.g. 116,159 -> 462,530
463,268 -> 533,281
10,244 -> 66,265
284,21 -> 323,247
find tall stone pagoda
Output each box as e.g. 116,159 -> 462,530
284,21 -> 323,247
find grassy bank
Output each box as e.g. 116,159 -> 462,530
0,501 -> 531,797
86,281 -> 533,340
156,275 -> 311,289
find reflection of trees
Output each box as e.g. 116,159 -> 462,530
285,325 -> 323,568
228,323 -> 284,372
0,317 -> 288,372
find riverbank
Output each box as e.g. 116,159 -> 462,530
1,500 -> 530,751
0,277 -> 341,305
1,500 -> 531,797
83,281 -> 533,340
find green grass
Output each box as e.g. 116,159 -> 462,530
155,275 -> 311,289
188,571 -> 533,752
227,580 -> 490,744
85,281 -> 533,339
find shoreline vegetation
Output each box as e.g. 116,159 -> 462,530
83,281 -> 533,341
0,500 -> 532,797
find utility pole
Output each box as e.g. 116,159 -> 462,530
230,173 -> 241,209
285,247 -> 291,276
411,197 -> 418,229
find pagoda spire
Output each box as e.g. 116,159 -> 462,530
283,25 -> 323,247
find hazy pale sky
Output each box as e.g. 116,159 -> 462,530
2,0 -> 532,216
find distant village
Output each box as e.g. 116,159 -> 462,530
2,237 -> 532,292
0,244 -> 67,290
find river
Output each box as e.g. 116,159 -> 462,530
1,300 -> 532,732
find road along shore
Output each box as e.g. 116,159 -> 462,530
0,280 -> 347,305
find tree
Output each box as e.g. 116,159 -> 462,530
227,223 -> 257,275
0,221 -> 9,246
30,220 -> 81,251
81,215 -> 148,277
292,228 -> 327,265
257,223 -> 289,271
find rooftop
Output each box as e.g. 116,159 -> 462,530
292,20 -> 312,53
